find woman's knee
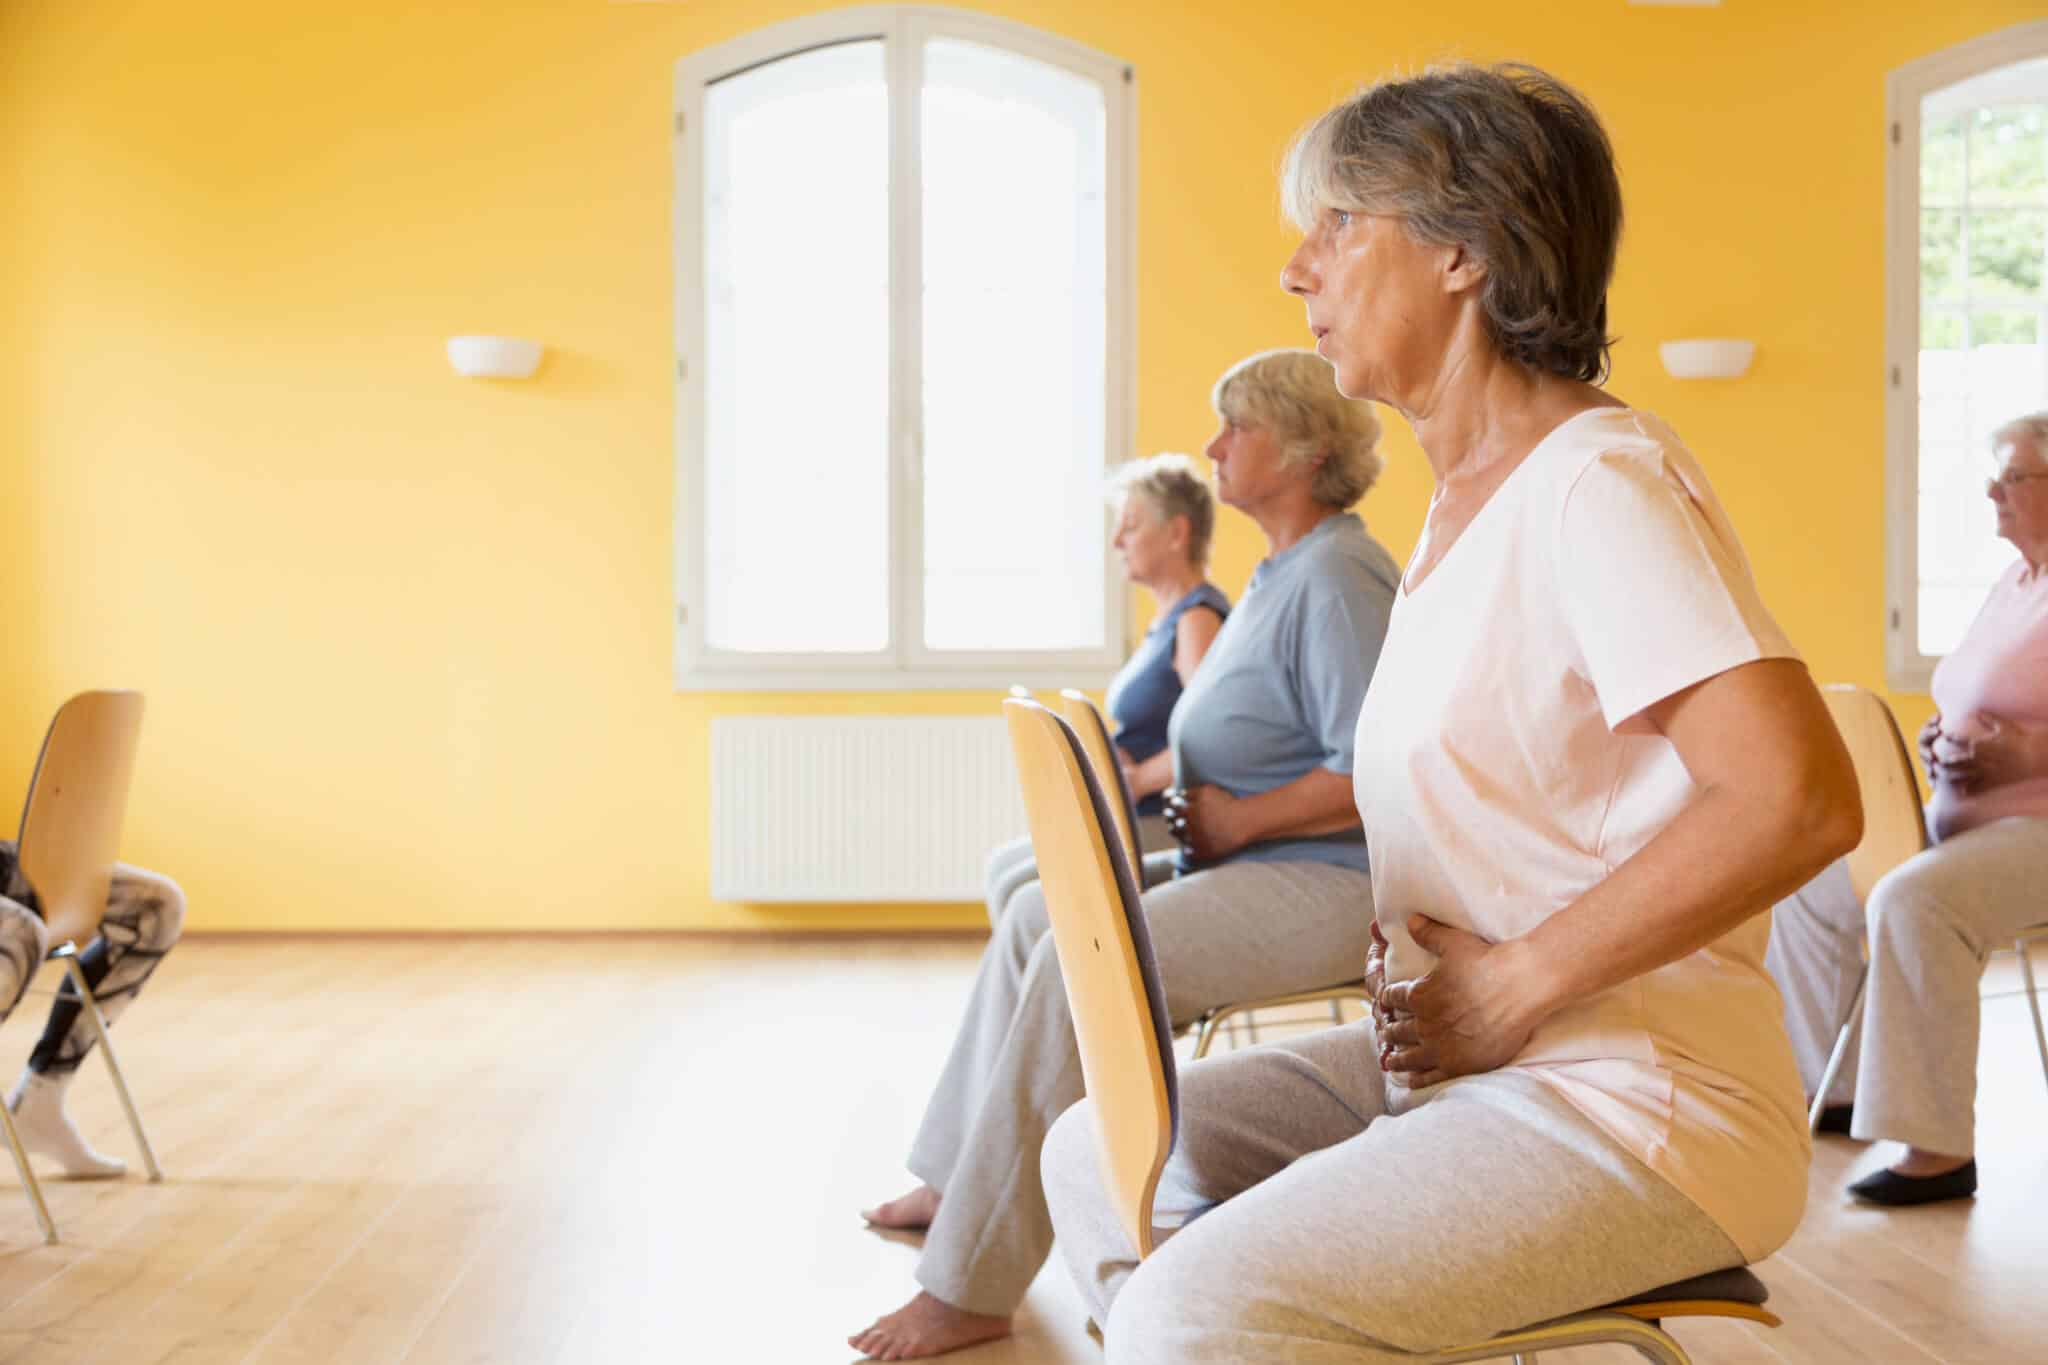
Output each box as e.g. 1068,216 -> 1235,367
1040,1100 -> 1099,1224
130,873 -> 188,949
1865,855 -> 1967,953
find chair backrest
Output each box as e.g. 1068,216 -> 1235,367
1003,698 -> 1176,1258
1820,685 -> 1929,904
16,691 -> 145,950
1056,689 -> 1143,874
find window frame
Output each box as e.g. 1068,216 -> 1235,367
673,6 -> 1137,692
1884,19 -> 2048,691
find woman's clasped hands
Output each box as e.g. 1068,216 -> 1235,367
1369,914 -> 1550,1088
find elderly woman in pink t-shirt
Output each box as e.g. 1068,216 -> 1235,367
1037,64 -> 1862,1363
1771,410 -> 2048,1207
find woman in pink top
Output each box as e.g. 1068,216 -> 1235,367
1771,411 -> 2048,1206
1038,64 -> 1862,1362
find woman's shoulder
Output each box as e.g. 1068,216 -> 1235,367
1296,518 -> 1400,612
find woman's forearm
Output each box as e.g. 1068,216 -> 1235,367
1231,766 -> 1360,846
1127,749 -> 1173,800
1506,662 -> 1862,1019
1506,778 -> 1858,1018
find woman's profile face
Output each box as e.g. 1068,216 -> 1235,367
1282,207 -> 1465,405
1988,436 -> 2048,551
1203,416 -> 1293,512
1110,495 -> 1180,582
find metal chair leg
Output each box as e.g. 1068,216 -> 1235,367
63,957 -> 162,1182
2018,935 -> 2048,1094
1810,966 -> 1868,1133
0,1095 -> 58,1243
1192,1012 -> 1224,1061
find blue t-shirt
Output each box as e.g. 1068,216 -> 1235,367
1167,513 -> 1398,874
1105,583 -> 1230,815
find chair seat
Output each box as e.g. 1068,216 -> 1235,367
1609,1266 -> 1769,1310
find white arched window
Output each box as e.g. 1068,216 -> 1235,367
1887,21 -> 2048,688
674,7 -> 1135,690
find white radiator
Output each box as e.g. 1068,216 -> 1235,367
710,717 -> 1028,902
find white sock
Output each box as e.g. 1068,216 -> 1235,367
6,1069 -> 126,1180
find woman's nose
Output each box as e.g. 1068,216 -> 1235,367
1280,243 -> 1315,296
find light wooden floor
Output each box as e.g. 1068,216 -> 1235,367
0,935 -> 2041,1364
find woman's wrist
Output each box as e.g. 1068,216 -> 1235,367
1495,933 -> 1571,1032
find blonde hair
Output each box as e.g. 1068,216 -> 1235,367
1211,349 -> 1383,509
1109,452 -> 1216,567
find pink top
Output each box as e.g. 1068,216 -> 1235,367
1928,560 -> 2048,843
1354,408 -> 1809,1263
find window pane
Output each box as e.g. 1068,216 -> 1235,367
1922,113 -> 1966,205
1916,327 -> 2043,654
920,38 -> 1107,652
1968,104 -> 2046,205
1966,208 -> 2045,300
703,41 -> 890,654
1916,65 -> 2048,661
1921,209 -> 1963,301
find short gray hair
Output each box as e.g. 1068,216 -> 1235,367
1211,349 -> 1383,509
1993,412 -> 2048,460
1282,63 -> 1623,383
1109,452 -> 1216,567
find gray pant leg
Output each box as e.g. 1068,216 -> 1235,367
1855,815 -> 2048,1155
1766,857 -> 1864,1105
909,878 -> 1054,1193
912,859 -> 1375,1316
984,836 -> 1039,930
1048,1024 -> 1741,1364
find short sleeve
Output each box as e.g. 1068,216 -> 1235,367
1295,570 -> 1394,773
1557,446 -> 1796,731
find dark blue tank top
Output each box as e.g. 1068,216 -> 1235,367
1104,583 -> 1230,815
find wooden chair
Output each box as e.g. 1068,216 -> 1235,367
1809,686 -> 2048,1101
1053,688 -> 1371,1060
0,691 -> 161,1245
1004,697 -> 1777,1363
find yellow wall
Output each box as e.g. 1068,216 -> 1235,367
1,1 -> 2032,931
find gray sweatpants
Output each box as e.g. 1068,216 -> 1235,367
1767,814 -> 2048,1155
983,818 -> 1177,930
1041,1022 -> 1743,1363
910,857 -> 1376,1315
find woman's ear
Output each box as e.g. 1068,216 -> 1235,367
1441,243 -> 1487,295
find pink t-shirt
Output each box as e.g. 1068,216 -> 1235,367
1928,560 -> 2048,843
1354,408 -> 1809,1263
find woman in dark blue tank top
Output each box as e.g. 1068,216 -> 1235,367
1104,455 -> 1229,819
981,455 -> 1227,929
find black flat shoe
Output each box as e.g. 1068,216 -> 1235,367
1847,1159 -> 1977,1206
1815,1104 -> 1855,1136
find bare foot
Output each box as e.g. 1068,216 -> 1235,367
862,1184 -> 941,1231
848,1292 -> 1011,1360
1890,1144 -> 1972,1178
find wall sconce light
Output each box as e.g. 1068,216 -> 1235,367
1659,338 -> 1755,380
446,335 -> 544,379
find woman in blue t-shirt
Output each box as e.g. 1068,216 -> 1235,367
854,350 -> 1398,1361
982,455 -> 1228,926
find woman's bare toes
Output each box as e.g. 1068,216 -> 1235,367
848,1292 -> 1011,1360
861,1184 -> 941,1230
